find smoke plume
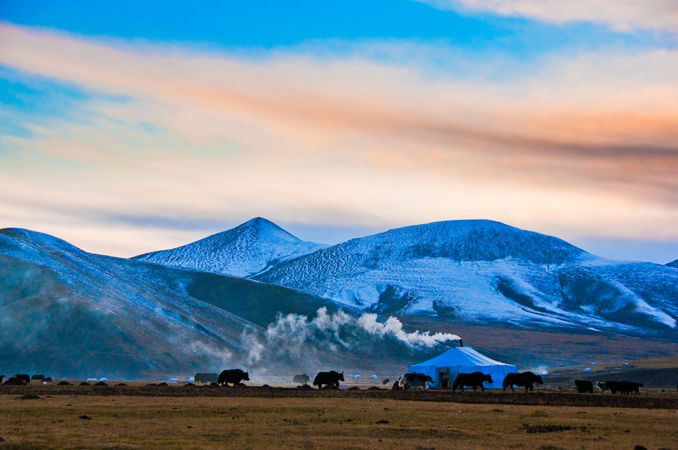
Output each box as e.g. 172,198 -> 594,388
244,307 -> 460,368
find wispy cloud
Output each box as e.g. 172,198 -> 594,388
418,0 -> 678,31
0,23 -> 677,256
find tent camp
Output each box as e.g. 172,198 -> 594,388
408,346 -> 517,389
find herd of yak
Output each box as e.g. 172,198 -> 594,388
0,370 -> 663,394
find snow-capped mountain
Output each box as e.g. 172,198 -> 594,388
254,220 -> 678,336
0,227 -> 446,378
134,217 -> 327,277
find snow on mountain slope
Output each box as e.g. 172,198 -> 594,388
1,227 -> 451,378
255,220 -> 678,335
134,217 -> 327,277
0,227 -> 263,378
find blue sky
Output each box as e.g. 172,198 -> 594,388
1,0 -> 677,262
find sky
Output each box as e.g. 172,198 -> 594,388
0,0 -> 677,263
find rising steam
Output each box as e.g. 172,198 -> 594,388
357,313 -> 461,347
245,307 -> 460,367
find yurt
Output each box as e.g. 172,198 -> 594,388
408,346 -> 517,389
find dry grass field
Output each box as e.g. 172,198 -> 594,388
1,386 -> 678,449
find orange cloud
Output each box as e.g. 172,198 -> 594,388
1,23 -> 678,255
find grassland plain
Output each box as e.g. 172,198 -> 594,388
1,386 -> 678,449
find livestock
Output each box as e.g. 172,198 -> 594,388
605,380 -> 643,394
605,381 -> 624,394
313,371 -> 344,389
218,369 -> 249,386
15,374 -> 30,383
3,377 -> 27,385
575,379 -> 594,393
626,381 -> 643,394
31,374 -> 45,381
452,372 -> 493,392
293,374 -> 310,385
194,373 -> 218,384
596,381 -> 608,393
44,377 -> 53,383
398,372 -> 434,390
503,372 -> 544,392
0,375 -> 4,384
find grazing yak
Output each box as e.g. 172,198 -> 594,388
15,374 -> 30,383
3,376 -> 27,385
194,373 -> 219,384
595,381 -> 608,393
625,382 -> 643,394
575,379 -> 594,393
31,374 -> 45,381
313,371 -> 344,389
0,375 -> 4,384
503,372 -> 543,392
218,369 -> 249,386
398,373 -> 434,390
452,372 -> 493,392
605,380 -> 643,395
293,374 -> 310,385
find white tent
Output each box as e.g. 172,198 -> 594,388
408,346 -> 517,389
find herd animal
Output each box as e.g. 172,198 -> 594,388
313,371 -> 344,389
193,373 -> 219,384
452,372 -> 493,392
575,379 -> 594,393
217,369 -> 250,386
398,372 -> 434,390
604,380 -> 643,395
293,374 -> 310,385
503,372 -> 544,392
1,374 -> 50,385
0,369 -> 651,395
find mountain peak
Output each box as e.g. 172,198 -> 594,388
667,259 -> 678,268
232,217 -> 300,243
359,218 -> 589,265
133,218 -> 327,277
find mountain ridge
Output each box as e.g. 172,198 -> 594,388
133,217 -> 327,278
250,219 -> 678,336
0,226 -> 452,378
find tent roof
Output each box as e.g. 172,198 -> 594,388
410,346 -> 513,369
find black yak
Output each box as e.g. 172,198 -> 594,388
194,373 -> 218,384
605,381 -> 642,394
3,377 -> 27,385
218,369 -> 249,386
452,372 -> 493,392
503,372 -> 543,392
293,374 -> 310,385
575,379 -> 594,393
313,371 -> 344,389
